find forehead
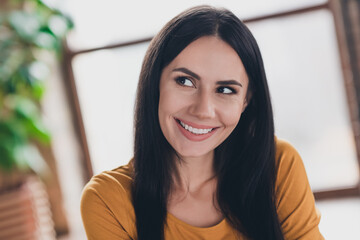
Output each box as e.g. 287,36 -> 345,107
163,36 -> 248,84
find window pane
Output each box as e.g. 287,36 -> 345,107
61,0 -> 327,50
72,43 -> 149,174
71,6 -> 358,191
247,9 -> 359,190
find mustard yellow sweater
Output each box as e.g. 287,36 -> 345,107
81,139 -> 324,239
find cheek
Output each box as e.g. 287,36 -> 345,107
158,89 -> 186,134
218,101 -> 244,127
159,91 -> 177,117
158,95 -> 170,140
220,100 -> 244,120
159,88 -> 189,117
158,93 -> 169,130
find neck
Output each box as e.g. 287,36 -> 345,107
172,151 -> 216,194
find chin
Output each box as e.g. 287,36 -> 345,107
174,146 -> 214,160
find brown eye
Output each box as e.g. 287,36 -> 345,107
175,76 -> 194,87
217,86 -> 236,94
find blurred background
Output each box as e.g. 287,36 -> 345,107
0,0 -> 359,239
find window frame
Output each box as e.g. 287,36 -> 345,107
62,0 -> 360,200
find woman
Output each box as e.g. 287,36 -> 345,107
81,5 -> 324,240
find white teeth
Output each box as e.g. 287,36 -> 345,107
179,120 -> 213,135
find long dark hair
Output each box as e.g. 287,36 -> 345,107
133,5 -> 284,240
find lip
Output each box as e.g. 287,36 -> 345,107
175,118 -> 218,129
174,118 -> 219,142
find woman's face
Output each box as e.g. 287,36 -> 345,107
158,36 -> 249,159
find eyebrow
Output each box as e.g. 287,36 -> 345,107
172,67 -> 243,87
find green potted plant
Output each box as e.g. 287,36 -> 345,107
0,0 -> 73,238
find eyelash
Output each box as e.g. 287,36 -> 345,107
217,86 -> 237,94
174,76 -> 237,95
175,76 -> 194,87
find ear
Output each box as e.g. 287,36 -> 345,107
242,100 -> 248,113
242,91 -> 252,113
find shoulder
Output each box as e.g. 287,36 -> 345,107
81,161 -> 137,239
274,137 -> 305,181
85,162 -> 134,195
81,161 -> 134,209
274,138 -> 324,239
275,137 -> 301,163
274,137 -> 306,197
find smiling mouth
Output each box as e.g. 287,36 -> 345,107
175,119 -> 215,135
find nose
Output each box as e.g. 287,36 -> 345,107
189,90 -> 216,119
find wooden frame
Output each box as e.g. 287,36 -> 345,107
62,40 -> 94,181
62,1 -> 360,199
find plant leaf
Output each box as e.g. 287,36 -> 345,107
8,11 -> 41,41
